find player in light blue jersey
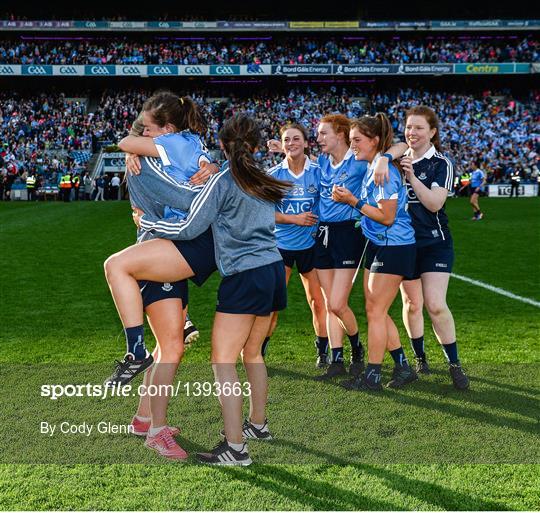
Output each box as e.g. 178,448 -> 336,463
104,91 -> 218,460
333,113 -> 417,392
266,123 -> 328,368
470,160 -> 487,220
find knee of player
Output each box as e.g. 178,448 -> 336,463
329,298 -> 348,317
241,346 -> 264,363
365,299 -> 387,320
103,253 -> 123,278
403,296 -> 423,315
424,299 -> 448,318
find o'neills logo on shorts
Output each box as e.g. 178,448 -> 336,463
343,260 -> 355,265
435,263 -> 448,268
371,261 -> 384,267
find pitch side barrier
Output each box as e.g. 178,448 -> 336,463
0,19 -> 538,31
0,63 -> 533,77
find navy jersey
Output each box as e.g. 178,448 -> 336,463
153,131 -> 210,220
405,145 -> 454,247
318,150 -> 368,222
268,157 -> 321,250
360,158 -> 415,246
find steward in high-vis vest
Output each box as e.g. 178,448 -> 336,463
26,173 -> 37,201
72,173 -> 80,201
60,173 -> 72,202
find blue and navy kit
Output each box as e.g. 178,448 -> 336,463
154,131 -> 210,220
360,157 -> 415,246
318,150 -> 368,222
268,156 -> 321,250
405,145 -> 454,247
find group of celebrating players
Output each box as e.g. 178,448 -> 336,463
101,90 -> 469,466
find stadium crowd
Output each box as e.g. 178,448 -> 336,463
0,35 -> 538,65
1,87 -> 538,200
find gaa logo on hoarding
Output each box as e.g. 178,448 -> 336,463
122,66 -> 141,75
90,66 -> 111,75
0,65 -> 15,74
59,66 -> 78,75
151,66 -> 172,75
109,159 -> 125,167
28,66 -> 47,75
185,66 -> 203,75
213,66 -> 237,75
247,64 -> 263,74
85,21 -> 97,28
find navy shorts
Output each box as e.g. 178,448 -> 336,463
405,239 -> 454,280
314,220 -> 366,270
139,280 -> 188,309
172,227 -> 217,287
278,246 -> 315,274
216,260 -> 287,316
364,241 -> 416,279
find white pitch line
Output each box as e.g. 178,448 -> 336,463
451,273 -> 540,308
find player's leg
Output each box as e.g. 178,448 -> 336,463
242,315 -> 273,439
264,265 -> 292,357
299,269 -> 329,368
421,272 -> 469,389
400,279 -> 429,373
143,298 -> 187,459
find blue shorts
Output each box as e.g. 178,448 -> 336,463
314,220 -> 366,270
216,260 -> 287,316
139,280 -> 188,309
278,246 -> 315,274
172,227 -> 217,287
405,239 -> 454,280
364,241 -> 416,279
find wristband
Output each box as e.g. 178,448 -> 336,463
382,153 -> 393,162
354,198 -> 366,211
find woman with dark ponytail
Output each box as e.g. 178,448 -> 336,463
105,113 -> 289,465
332,112 -> 418,391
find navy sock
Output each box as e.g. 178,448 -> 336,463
410,336 -> 425,359
390,347 -> 410,368
331,347 -> 344,363
261,337 -> 270,357
316,336 -> 329,356
442,341 -> 459,364
364,363 -> 382,386
124,325 -> 146,360
347,332 -> 360,350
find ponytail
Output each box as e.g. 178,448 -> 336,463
219,115 -> 291,203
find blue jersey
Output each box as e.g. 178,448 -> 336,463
360,158 -> 415,246
268,157 -> 321,250
318,150 -> 367,222
471,169 -> 485,188
154,131 -> 210,220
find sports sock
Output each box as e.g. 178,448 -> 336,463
148,425 -> 167,437
261,337 -> 270,357
331,347 -> 344,363
390,347 -> 410,368
227,440 -> 245,452
135,415 -> 151,422
185,312 -> 190,322
410,336 -> 425,359
124,325 -> 146,360
364,363 -> 382,386
316,336 -> 329,356
442,341 -> 459,364
347,332 -> 360,350
250,420 -> 266,430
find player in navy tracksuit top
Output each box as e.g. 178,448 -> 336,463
106,114 -> 289,465
333,113 -> 418,391
103,92 -> 219,460
399,106 -> 469,390
265,123 -> 329,368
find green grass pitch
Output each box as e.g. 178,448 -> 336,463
0,197 -> 538,510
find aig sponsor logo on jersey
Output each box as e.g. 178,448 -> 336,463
280,200 -> 314,215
